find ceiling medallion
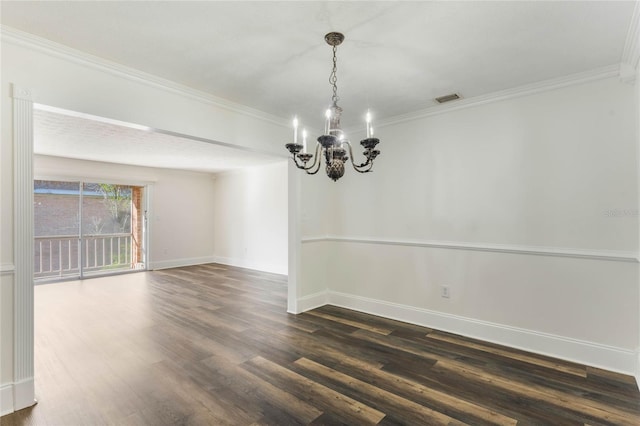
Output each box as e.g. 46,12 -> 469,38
286,32 -> 381,182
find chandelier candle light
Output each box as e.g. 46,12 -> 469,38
286,32 -> 381,182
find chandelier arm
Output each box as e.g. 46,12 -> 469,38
304,147 -> 324,175
351,160 -> 374,173
305,159 -> 322,175
304,143 -> 323,173
291,155 -> 308,170
345,142 -> 374,173
291,143 -> 322,171
290,158 -> 304,169
291,156 -> 301,168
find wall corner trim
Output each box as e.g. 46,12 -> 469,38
11,81 -> 36,416
296,290 -> 329,313
326,291 -> 637,375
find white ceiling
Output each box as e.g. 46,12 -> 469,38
2,1 -> 637,172
33,106 -> 285,173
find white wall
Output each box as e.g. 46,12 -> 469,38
212,162 -> 288,274
1,31 -> 290,414
35,155 -> 216,270
297,169 -> 336,309
332,78 -> 637,250
301,76 -> 640,374
2,21 -> 638,415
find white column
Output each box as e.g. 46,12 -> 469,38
12,84 -> 35,410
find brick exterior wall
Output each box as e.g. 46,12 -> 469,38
131,186 -> 143,264
34,194 -> 126,236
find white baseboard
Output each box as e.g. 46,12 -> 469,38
296,290 -> 636,376
1,378 -> 36,416
211,255 -> 287,275
1,383 -> 14,416
293,290 -> 329,314
13,378 -> 36,412
149,256 -> 215,271
636,351 -> 640,390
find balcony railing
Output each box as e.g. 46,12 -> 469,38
34,233 -> 136,280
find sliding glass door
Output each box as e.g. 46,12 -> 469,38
34,180 -> 82,279
34,180 -> 146,281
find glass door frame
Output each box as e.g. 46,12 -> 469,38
33,177 -> 149,282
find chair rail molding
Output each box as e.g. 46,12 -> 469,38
301,236 -> 639,263
0,263 -> 16,275
11,83 -> 36,412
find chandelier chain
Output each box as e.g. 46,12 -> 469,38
330,44 -> 339,104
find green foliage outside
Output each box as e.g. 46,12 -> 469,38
90,183 -> 132,234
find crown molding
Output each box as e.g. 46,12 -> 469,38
622,1 -> 640,71
1,24 -> 631,132
0,25 -> 289,128
376,65 -> 621,128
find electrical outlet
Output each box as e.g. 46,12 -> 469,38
441,286 -> 450,299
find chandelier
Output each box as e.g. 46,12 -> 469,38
286,32 -> 381,181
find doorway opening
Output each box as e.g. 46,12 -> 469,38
34,179 -> 147,282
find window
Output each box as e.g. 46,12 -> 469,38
34,180 -> 146,281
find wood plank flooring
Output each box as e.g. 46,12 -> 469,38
2,263 -> 639,425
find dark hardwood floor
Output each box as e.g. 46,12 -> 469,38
2,263 -> 639,425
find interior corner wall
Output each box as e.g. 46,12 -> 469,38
297,170 -> 337,310
34,155 -> 217,270
316,76 -> 639,374
212,161 -> 288,275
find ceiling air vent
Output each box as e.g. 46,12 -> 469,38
435,93 -> 462,104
